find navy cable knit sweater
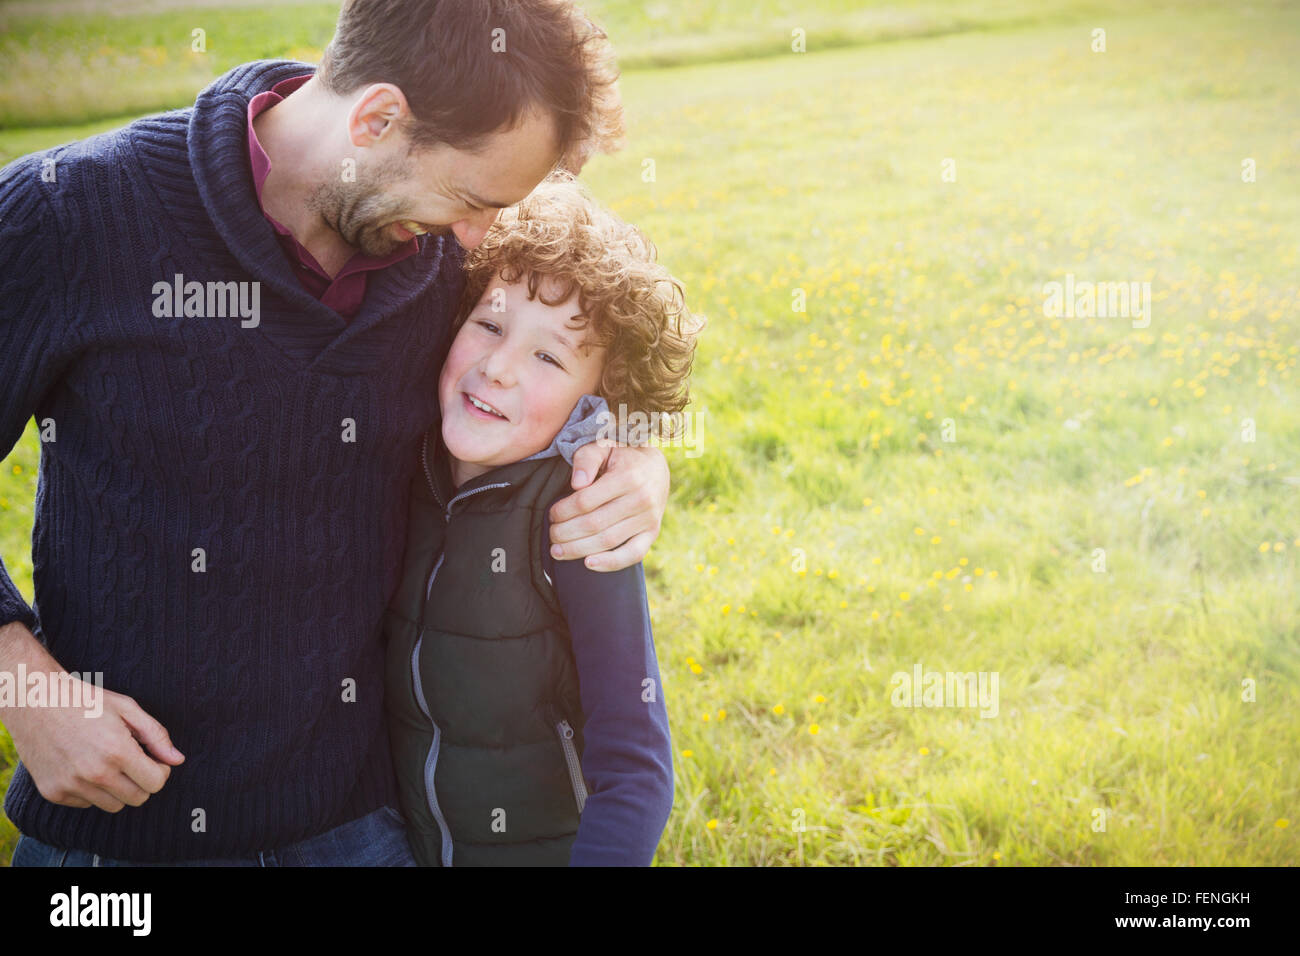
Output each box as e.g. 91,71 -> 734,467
0,60 -> 466,861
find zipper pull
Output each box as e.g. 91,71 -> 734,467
559,720 -> 575,739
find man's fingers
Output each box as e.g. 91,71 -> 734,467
569,441 -> 612,490
552,514 -> 649,564
582,530 -> 656,573
551,451 -> 633,525
117,698 -> 184,765
82,784 -> 127,814
550,473 -> 645,541
117,744 -> 172,797
100,772 -> 153,808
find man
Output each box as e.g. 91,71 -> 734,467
0,0 -> 669,866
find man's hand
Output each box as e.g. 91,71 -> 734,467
549,443 -> 669,572
0,621 -> 184,813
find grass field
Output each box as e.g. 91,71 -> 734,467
1,0 -> 1297,865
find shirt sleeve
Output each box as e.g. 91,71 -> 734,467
0,151 -> 69,633
542,509 -> 674,866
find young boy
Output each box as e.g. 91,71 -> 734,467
383,173 -> 704,866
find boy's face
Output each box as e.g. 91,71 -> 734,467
438,271 -> 606,487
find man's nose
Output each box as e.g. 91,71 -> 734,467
451,209 -> 502,251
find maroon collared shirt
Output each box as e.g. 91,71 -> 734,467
247,73 -> 419,319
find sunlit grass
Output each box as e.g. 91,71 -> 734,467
1,1 -> 1297,865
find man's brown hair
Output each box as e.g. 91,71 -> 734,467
319,0 -> 624,171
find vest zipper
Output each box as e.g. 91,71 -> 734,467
556,720 -> 589,814
412,432 -> 515,864
421,428 -> 445,510
422,428 -> 512,518
410,617 -> 453,867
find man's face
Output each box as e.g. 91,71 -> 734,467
311,105 -> 560,256
438,271 -> 606,487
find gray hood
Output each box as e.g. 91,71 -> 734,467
520,393 -> 610,466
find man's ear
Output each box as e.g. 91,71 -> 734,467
347,83 -> 410,147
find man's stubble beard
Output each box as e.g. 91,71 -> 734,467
307,153 -> 452,257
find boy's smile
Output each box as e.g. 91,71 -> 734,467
438,271 -> 606,488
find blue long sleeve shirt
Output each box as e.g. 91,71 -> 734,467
542,512 -> 674,865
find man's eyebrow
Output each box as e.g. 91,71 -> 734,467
459,187 -> 512,209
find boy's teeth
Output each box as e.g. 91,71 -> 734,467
469,395 -> 505,418
401,220 -> 427,235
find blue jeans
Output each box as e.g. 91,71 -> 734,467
10,806 -> 416,867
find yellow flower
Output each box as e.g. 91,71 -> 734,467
1259,542 -> 1270,553
706,818 -> 718,830
992,851 -> 1001,861
919,747 -> 930,755
702,712 -> 711,722
1276,818 -> 1290,829
681,749 -> 694,758
808,723 -> 821,735
813,694 -> 825,703
717,709 -> 726,720
689,663 -> 702,674
772,704 -> 785,716
899,591 -> 910,602
959,557 -> 968,566
721,604 -> 731,614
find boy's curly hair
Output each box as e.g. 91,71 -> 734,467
453,172 -> 705,441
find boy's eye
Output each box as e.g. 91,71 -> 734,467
539,353 -> 564,369
475,319 -> 500,334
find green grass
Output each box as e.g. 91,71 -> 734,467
2,0 -> 1298,865
0,0 -> 1240,129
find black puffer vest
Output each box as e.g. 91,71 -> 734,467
383,425 -> 589,866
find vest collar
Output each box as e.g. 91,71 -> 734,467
422,393 -> 610,510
